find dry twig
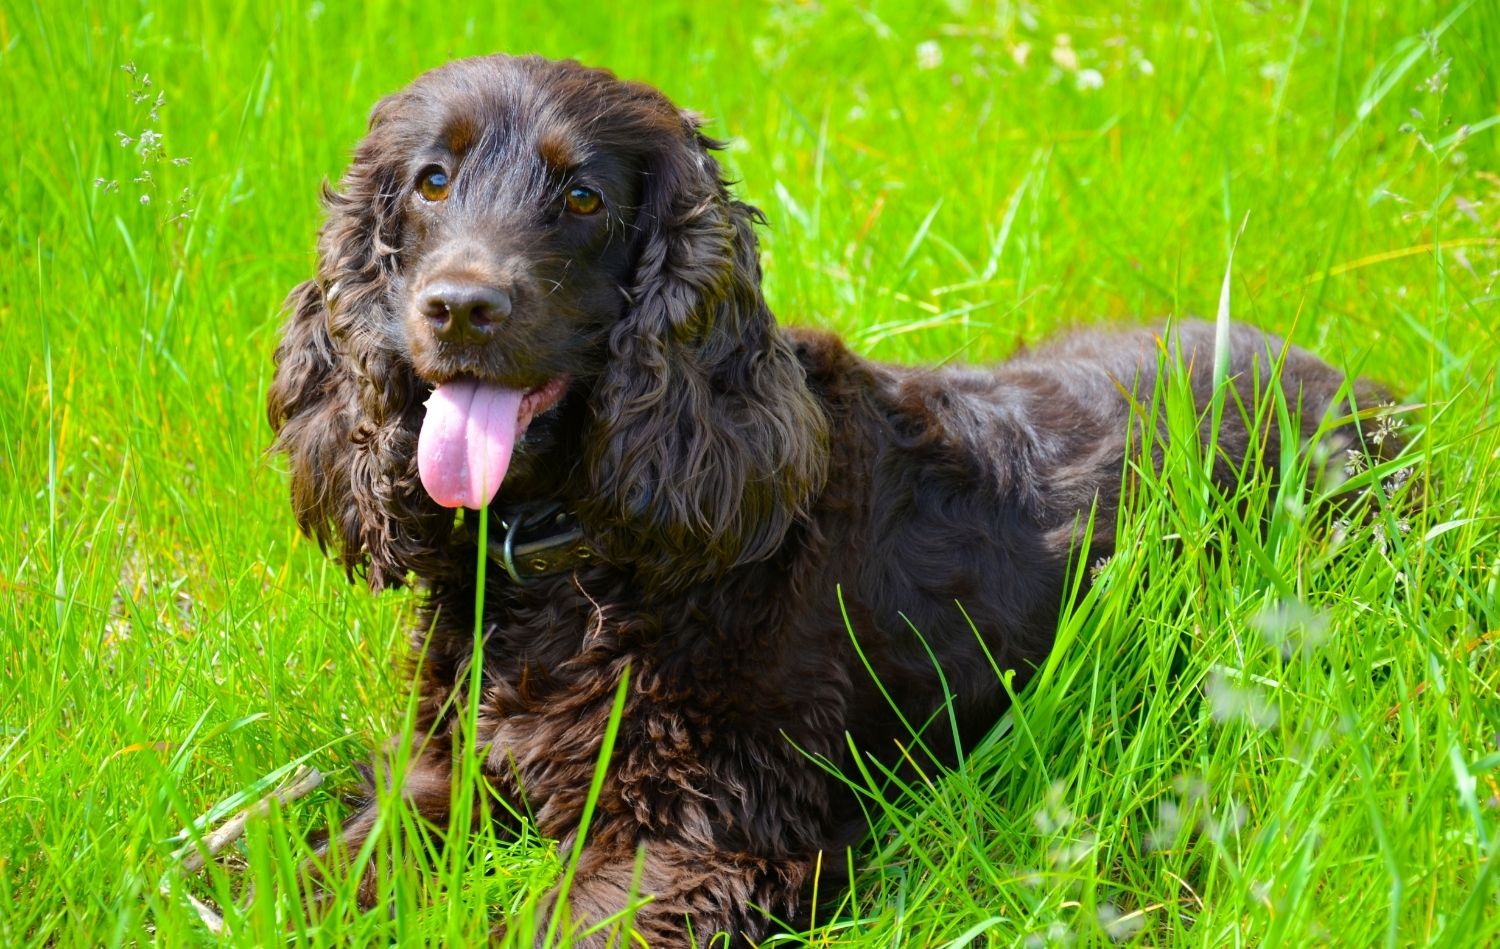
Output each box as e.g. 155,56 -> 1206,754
159,766 -> 325,934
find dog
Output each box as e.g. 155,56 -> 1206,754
268,53 -> 1392,943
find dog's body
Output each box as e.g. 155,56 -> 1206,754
269,55 -> 1378,943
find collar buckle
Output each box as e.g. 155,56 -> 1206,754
486,501 -> 592,584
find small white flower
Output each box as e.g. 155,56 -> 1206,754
1025,922 -> 1074,948
1032,783 -> 1074,833
1046,831 -> 1097,867
1202,802 -> 1249,843
1206,669 -> 1278,730
1331,517 -> 1352,547
1251,599 -> 1331,655
1145,799 -> 1182,851
1098,903 -> 1145,942
1371,412 -> 1406,447
916,40 -> 943,71
1384,466 -> 1413,495
1089,555 -> 1111,581
1259,61 -> 1287,82
1076,68 -> 1105,91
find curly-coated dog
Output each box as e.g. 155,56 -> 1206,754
268,54 -> 1387,943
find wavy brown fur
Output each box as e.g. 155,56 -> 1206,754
267,54 -> 1391,944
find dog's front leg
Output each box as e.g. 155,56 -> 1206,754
520,839 -> 815,947
301,737 -> 470,910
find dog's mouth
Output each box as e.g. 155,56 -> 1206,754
416,375 -> 570,509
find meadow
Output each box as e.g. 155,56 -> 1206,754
2,0 -> 1497,945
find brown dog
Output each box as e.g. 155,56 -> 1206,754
268,54 -> 1389,943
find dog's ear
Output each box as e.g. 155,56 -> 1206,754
585,115 -> 828,589
267,95 -> 448,590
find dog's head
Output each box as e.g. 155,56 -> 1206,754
268,56 -> 827,590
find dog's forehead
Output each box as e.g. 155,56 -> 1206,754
402,55 -> 681,167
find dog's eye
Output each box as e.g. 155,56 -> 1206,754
564,186 -> 602,216
417,167 -> 451,202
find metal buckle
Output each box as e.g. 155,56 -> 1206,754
490,501 -> 574,584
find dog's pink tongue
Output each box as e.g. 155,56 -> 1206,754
418,379 -> 524,509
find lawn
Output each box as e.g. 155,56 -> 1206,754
2,0 -> 1498,945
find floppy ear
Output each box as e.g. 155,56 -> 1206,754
584,117 -> 829,589
267,96 -> 448,590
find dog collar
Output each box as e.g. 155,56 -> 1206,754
485,501 -> 594,584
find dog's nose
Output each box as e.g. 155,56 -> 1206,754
420,281 -> 512,343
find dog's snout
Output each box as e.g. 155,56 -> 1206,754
420,280 -> 513,343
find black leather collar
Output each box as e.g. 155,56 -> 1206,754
485,501 -> 594,583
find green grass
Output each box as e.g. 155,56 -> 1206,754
3,0 -> 1498,944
